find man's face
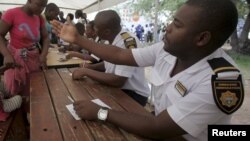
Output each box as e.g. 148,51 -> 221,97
86,24 -> 96,39
47,9 -> 59,21
163,4 -> 201,57
29,0 -> 47,15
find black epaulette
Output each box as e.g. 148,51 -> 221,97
208,57 -> 244,114
120,32 -> 137,49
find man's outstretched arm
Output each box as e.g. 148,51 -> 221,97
51,20 -> 138,66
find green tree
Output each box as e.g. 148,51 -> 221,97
231,0 -> 250,54
131,0 -> 185,22
130,0 -> 250,54
129,0 -> 186,42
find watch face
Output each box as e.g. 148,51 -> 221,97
100,111 -> 106,118
98,108 -> 108,121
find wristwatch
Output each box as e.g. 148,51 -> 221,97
97,108 -> 109,121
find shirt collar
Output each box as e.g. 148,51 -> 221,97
163,53 -> 177,65
162,48 -> 224,74
112,29 -> 126,45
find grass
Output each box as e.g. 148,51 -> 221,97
226,50 -> 250,79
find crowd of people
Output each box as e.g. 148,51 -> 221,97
127,23 -> 165,43
0,0 -> 246,140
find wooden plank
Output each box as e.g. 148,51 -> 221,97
30,71 -> 63,141
6,109 -> 28,140
47,48 -> 90,69
56,68 -> 92,101
82,81 -> 151,141
67,68 -> 151,141
58,68 -> 127,141
45,69 -> 94,141
68,68 -> 150,114
107,89 -> 152,115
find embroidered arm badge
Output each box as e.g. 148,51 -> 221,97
208,57 -> 244,114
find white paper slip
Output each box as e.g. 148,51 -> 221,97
67,96 -> 74,102
91,99 -> 111,109
66,104 -> 81,120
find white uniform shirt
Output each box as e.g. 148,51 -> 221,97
104,30 -> 150,98
132,42 -> 238,141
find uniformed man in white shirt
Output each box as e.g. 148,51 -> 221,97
51,0 -> 245,140
71,10 -> 150,106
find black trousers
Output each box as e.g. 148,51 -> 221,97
122,89 -> 148,106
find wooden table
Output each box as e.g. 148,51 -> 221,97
46,47 -> 87,69
30,68 -> 152,141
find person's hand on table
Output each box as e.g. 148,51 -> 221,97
58,47 -> 66,53
65,51 -> 75,59
79,61 -> 91,68
72,68 -> 88,80
73,100 -> 100,121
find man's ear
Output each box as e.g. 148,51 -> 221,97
195,31 -> 211,46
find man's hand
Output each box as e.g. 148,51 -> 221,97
51,20 -> 80,44
80,62 -> 91,68
65,53 -> 73,59
73,100 -> 100,121
72,68 -> 87,79
65,51 -> 77,59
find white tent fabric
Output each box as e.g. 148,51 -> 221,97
0,0 -> 127,14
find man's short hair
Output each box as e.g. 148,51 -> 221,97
75,10 -> 83,19
96,10 -> 121,30
186,0 -> 238,47
88,21 -> 95,30
67,13 -> 74,21
45,3 -> 59,13
75,23 -> 85,36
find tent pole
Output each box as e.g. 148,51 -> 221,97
98,0 -> 101,12
153,0 -> 159,43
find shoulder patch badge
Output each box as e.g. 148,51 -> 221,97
208,57 -> 244,114
120,32 -> 137,49
212,76 -> 244,114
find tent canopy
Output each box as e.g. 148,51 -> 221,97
0,0 -> 127,14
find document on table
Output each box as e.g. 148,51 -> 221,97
91,99 -> 111,109
66,104 -> 81,120
66,98 -> 111,120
